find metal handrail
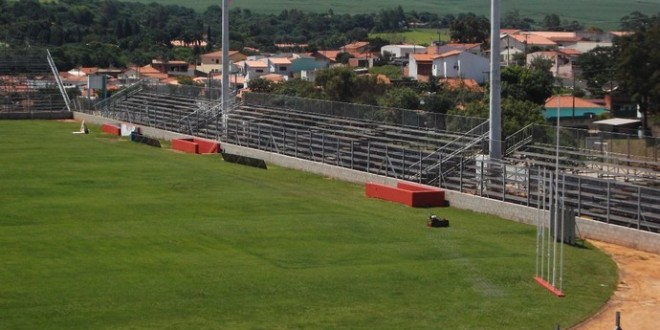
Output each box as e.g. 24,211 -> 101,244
46,49 -> 72,112
504,123 -> 535,155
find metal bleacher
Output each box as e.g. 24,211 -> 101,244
220,102 -> 488,181
0,47 -> 67,114
94,82 -> 220,135
498,123 -> 660,232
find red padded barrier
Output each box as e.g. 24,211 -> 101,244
365,182 -> 445,207
101,123 -> 121,136
366,182 -> 413,206
171,139 -> 199,154
192,138 -> 220,154
171,138 -> 220,154
397,182 -> 445,207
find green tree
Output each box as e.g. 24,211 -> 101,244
501,59 -> 554,105
450,13 -> 489,43
451,98 -> 544,138
380,87 -> 419,110
247,78 -> 273,93
502,10 -> 534,30
543,14 -> 561,31
272,79 -> 320,98
315,67 -> 357,102
614,14 -> 660,132
575,46 -> 615,97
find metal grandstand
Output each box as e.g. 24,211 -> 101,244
73,81 -> 660,234
0,46 -> 69,114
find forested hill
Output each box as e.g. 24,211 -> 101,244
125,0 -> 660,30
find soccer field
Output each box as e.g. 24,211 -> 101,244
0,120 -> 617,329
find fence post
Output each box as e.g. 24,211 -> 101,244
606,181 -> 611,223
637,186 -> 642,229
480,158 -> 484,196
502,162 -> 506,201
459,156 -> 463,192
367,141 -> 371,173
577,176 -> 582,215
418,151 -> 422,184
614,311 -> 622,330
350,141 -> 354,169
385,145 -> 389,176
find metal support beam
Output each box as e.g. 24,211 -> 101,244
221,0 -> 230,133
489,0 -> 502,160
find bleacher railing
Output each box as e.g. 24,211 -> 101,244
504,123 -> 535,155
243,92 -> 486,133
530,124 -> 660,163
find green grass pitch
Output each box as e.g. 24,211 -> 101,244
0,120 -> 616,329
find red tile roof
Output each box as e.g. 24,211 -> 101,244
509,33 -> 557,46
545,95 -> 603,108
412,54 -> 438,62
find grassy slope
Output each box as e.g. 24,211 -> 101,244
0,120 -> 616,329
370,29 -> 451,46
129,0 -> 660,29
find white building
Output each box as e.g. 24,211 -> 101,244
380,44 -> 426,58
409,50 -> 490,84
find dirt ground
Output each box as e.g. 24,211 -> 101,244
570,240 -> 660,330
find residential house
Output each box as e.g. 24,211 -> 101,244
341,41 -> 371,56
310,50 -> 341,65
409,54 -> 436,77
198,50 -> 247,74
501,32 -> 557,54
526,51 -> 572,78
544,95 -> 608,120
151,60 -> 194,76
240,58 -> 269,83
605,93 -> 638,118
409,50 -> 490,84
340,41 -> 379,68
571,40 -> 613,53
381,44 -> 426,58
526,31 -> 580,48
170,40 -> 208,48
289,53 -> 329,74
274,43 -> 309,51
267,57 -> 292,77
428,43 -> 485,57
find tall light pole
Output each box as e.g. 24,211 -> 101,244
221,0 -> 230,132
489,0 -> 502,160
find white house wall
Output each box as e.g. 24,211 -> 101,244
431,52 -> 489,84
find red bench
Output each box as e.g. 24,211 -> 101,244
365,181 -> 445,207
171,138 -> 221,154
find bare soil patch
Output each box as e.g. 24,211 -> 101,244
570,240 -> 660,330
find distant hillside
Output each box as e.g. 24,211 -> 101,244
126,0 -> 660,30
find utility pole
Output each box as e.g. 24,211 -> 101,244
221,0 -> 230,132
489,0 -> 502,160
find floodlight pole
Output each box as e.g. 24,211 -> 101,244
221,0 -> 230,133
489,0 -> 502,160
553,94 -> 560,286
